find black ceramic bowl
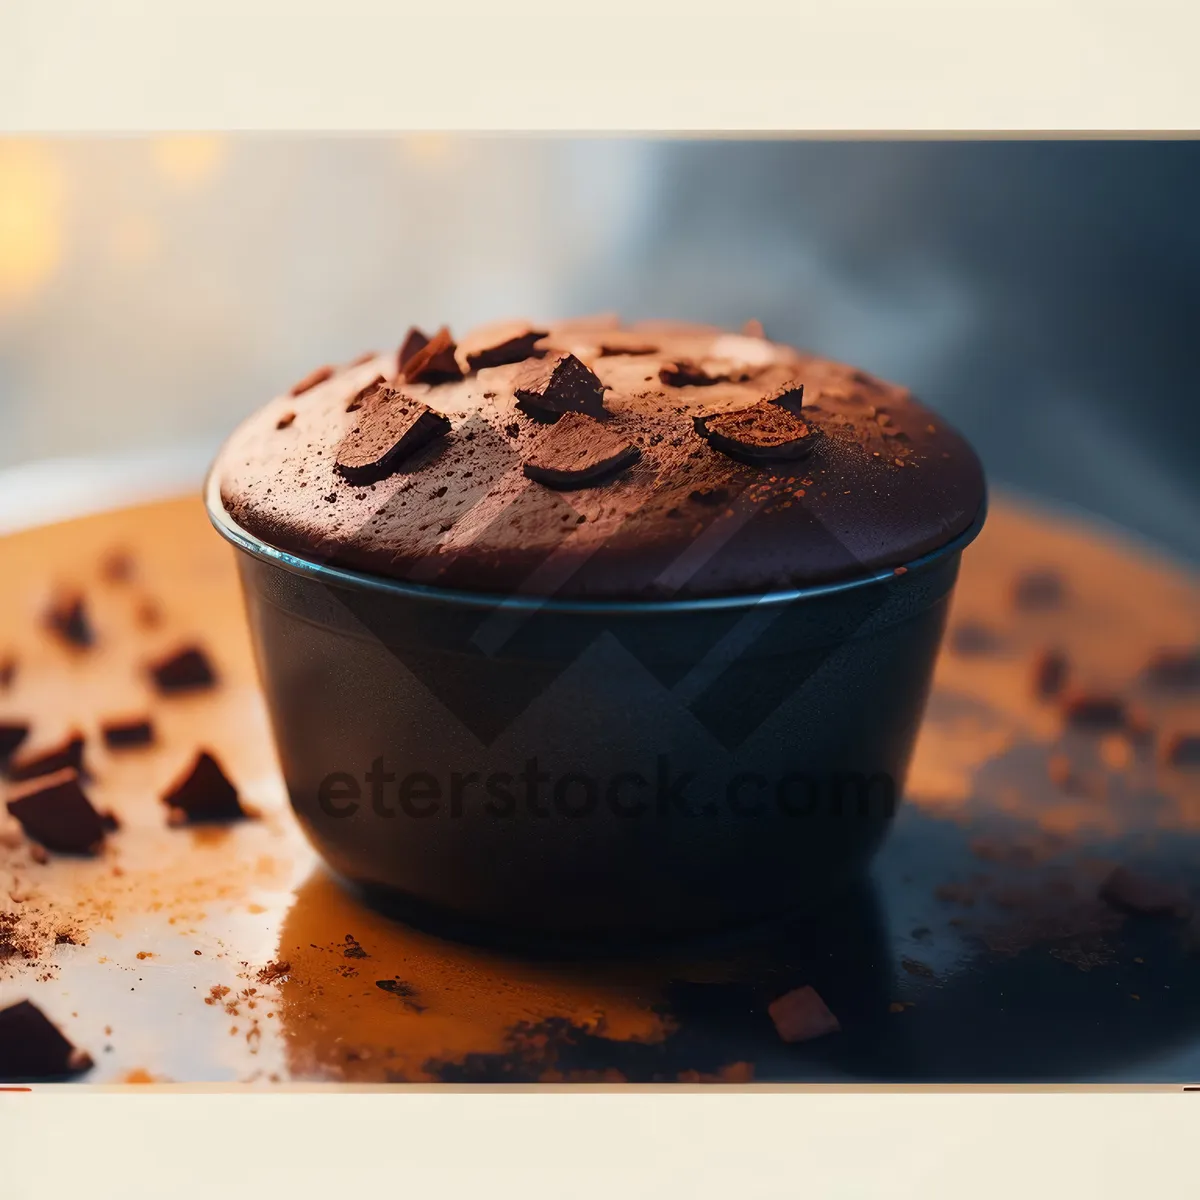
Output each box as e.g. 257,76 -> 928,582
206,469 -> 985,942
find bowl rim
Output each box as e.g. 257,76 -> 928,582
204,463 -> 988,615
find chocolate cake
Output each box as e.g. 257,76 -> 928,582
214,317 -> 985,600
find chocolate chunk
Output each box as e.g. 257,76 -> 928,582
150,646 -> 217,694
767,985 -> 841,1043
6,769 -> 108,855
7,733 -> 87,783
375,978 -> 425,1011
464,326 -> 548,372
102,717 -> 155,750
0,655 -> 14,689
513,353 -> 607,421
694,400 -> 819,464
0,1000 -> 93,1080
1033,648 -> 1069,698
275,411 -> 296,430
345,374 -> 387,412
398,326 -> 463,385
1062,692 -> 1126,730
1143,647 -> 1200,689
1013,568 -> 1066,611
595,334 -> 657,357
0,722 -> 29,768
1099,867 -> 1188,916
398,326 -> 430,370
334,388 -> 452,484
342,934 -> 368,958
1164,732 -> 1200,767
522,413 -> 640,490
764,380 -> 806,417
290,364 -> 334,396
162,751 -> 248,824
660,359 -> 723,387
44,589 -> 93,648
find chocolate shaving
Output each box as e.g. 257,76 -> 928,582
0,722 -> 29,768
346,374 -> 387,413
767,985 -> 841,1043
6,769 -> 108,855
0,1000 -> 93,1080
102,717 -> 155,750
275,411 -> 295,430
1099,867 -> 1188,916
290,365 -> 334,396
398,326 -> 463,385
150,646 -> 217,694
7,733 -> 87,783
694,400 -> 819,464
162,751 -> 248,824
334,387 -> 451,484
522,413 -> 640,490
513,353 -> 606,421
464,326 -> 548,372
44,589 -> 93,648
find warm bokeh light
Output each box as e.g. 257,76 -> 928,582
0,140 -> 64,308
151,134 -> 227,188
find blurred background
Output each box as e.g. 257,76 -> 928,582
1,136 -> 1198,562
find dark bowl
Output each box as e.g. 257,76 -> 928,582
206,468 -> 985,943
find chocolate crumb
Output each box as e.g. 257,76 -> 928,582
1099,867 -> 1188,916
0,722 -> 30,769
522,413 -> 640,491
398,326 -> 463,386
1143,647 -> 1200,689
162,751 -> 248,824
514,353 -> 606,421
256,960 -> 291,985
100,548 -> 135,583
290,365 -> 334,396
6,769 -> 108,855
342,934 -> 368,959
150,646 -> 217,694
375,978 -> 425,1011
0,1000 -> 93,1080
44,589 -> 93,648
6,732 -> 87,783
1033,648 -> 1070,699
1163,733 -> 1200,768
767,985 -> 841,1043
334,387 -> 451,484
1013,568 -> 1066,611
102,717 -> 155,750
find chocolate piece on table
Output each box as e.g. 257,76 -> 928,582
1143,647 -> 1200,689
290,365 -> 334,397
0,722 -> 29,768
695,400 -> 819,464
398,326 -> 463,385
102,717 -> 155,750
1163,732 -> 1200,767
767,985 -> 841,1043
522,413 -> 641,491
513,353 -> 607,421
6,769 -> 108,855
463,325 -> 549,372
1033,648 -> 1069,698
1013,568 -> 1066,611
162,751 -> 248,824
345,374 -> 387,413
150,646 -> 217,694
660,359 -> 723,387
1062,692 -> 1126,730
44,589 -> 93,648
7,732 -> 87,783
1099,866 -> 1188,916
334,388 -> 452,485
0,1000 -> 93,1080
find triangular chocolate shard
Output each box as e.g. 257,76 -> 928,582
463,324 -> 549,372
522,412 -> 640,490
513,353 -> 606,421
0,1000 -> 93,1080
162,751 -> 248,824
398,326 -> 463,385
334,387 -> 451,484
6,768 -> 107,855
